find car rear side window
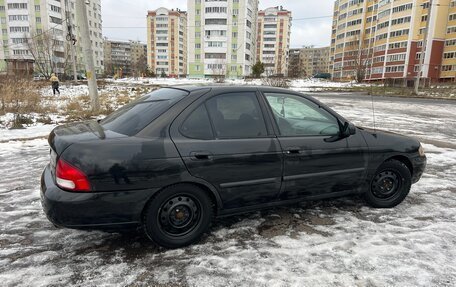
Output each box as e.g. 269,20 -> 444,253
101,88 -> 187,136
180,105 -> 214,140
206,92 -> 267,138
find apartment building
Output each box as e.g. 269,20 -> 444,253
257,6 -> 291,76
330,0 -> 456,83
104,39 -> 147,76
147,7 -> 187,77
288,48 -> 301,77
131,41 -> 147,68
187,0 -> 259,78
442,0 -> 456,81
0,0 -> 103,76
288,46 -> 330,78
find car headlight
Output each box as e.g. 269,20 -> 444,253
418,145 -> 425,156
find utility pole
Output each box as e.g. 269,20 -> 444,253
75,0 -> 99,111
64,0 -> 78,82
415,0 -> 432,95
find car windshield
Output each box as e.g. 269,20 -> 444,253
101,88 -> 188,136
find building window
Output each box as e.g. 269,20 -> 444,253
443,52 -> 455,59
445,38 -> 456,46
447,26 -> 456,34
385,65 -> 404,73
8,3 -> 27,9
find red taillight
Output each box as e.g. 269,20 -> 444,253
56,159 -> 91,192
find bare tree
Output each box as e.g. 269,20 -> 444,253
26,30 -> 71,79
211,59 -> 226,83
351,36 -> 369,83
131,53 -> 148,78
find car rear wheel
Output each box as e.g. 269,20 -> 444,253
143,184 -> 213,248
365,159 -> 412,208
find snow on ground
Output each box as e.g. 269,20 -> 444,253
0,91 -> 455,286
0,124 -> 55,142
107,77 -> 365,91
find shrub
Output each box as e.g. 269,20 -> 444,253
11,114 -> 34,129
36,115 -> 53,125
262,76 -> 290,88
0,77 -> 43,115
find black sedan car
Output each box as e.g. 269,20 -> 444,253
41,86 -> 426,248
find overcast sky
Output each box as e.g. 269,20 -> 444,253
101,0 -> 334,48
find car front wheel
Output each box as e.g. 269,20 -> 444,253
143,184 -> 213,248
365,159 -> 412,208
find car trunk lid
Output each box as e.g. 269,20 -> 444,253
48,120 -> 126,155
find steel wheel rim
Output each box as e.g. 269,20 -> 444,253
371,170 -> 402,199
158,195 -> 201,237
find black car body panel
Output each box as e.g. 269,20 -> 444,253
41,86 -> 426,229
41,164 -> 157,227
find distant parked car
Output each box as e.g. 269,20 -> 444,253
33,74 -> 45,81
41,86 -> 426,248
313,73 -> 331,79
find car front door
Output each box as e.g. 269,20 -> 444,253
170,90 -> 283,210
262,92 -> 368,200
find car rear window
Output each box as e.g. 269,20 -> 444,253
101,88 -> 188,136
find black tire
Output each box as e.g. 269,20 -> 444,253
365,159 -> 412,208
143,184 -> 213,248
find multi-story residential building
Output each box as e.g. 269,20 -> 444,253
0,0 -> 103,76
288,46 -> 330,78
130,40 -> 147,69
257,6 -> 291,76
442,0 -> 456,81
104,39 -> 131,76
330,0 -> 456,83
187,0 -> 259,78
147,7 -> 187,77
104,39 -> 147,77
288,48 -> 302,77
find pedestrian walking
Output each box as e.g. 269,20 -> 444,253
50,73 -> 60,95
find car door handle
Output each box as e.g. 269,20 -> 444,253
285,147 -> 301,154
190,151 -> 212,160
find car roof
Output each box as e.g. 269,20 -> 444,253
168,85 -> 296,94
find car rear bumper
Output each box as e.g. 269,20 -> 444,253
411,155 -> 426,183
40,164 -> 158,229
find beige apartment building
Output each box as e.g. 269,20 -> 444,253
146,7 -> 187,77
288,46 -> 330,78
257,6 -> 292,76
104,39 -> 146,77
330,0 -> 456,83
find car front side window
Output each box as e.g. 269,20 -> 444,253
264,93 -> 340,137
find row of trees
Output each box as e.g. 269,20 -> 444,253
21,30 -> 150,80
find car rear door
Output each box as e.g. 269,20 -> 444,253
261,91 -> 368,200
170,89 -> 283,209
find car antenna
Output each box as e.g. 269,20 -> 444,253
370,84 -> 377,137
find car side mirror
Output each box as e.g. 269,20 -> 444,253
342,122 -> 356,136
